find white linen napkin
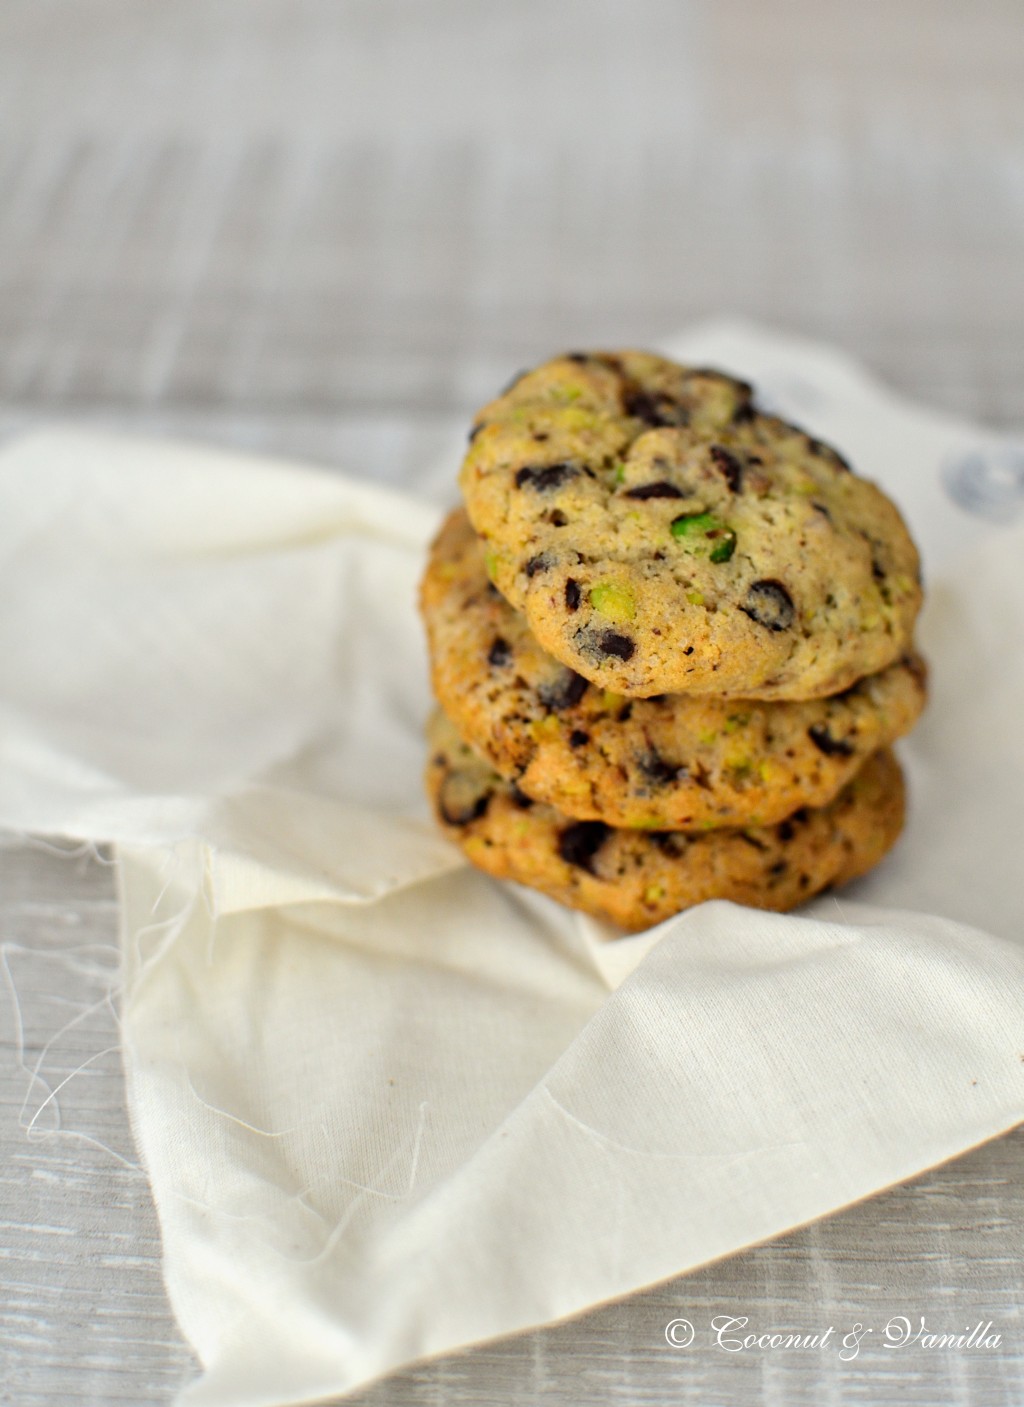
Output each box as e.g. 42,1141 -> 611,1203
0,323 -> 1021,1406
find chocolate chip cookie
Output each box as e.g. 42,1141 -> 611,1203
421,508 -> 927,830
459,351 -> 922,699
426,710 -> 906,932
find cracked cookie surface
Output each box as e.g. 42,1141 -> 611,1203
421,509 -> 927,830
426,709 -> 906,932
459,350 -> 922,698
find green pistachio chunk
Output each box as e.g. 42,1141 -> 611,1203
589,581 -> 636,623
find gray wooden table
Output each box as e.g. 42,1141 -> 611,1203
1,4 -> 1022,1404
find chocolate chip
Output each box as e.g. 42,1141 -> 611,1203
617,703 -> 633,722
595,630 -> 635,660
710,445 -> 744,492
623,387 -> 683,428
565,578 -> 581,610
515,463 -> 578,491
487,637 -> 512,668
871,557 -> 887,582
538,669 -> 589,711
568,729 -> 589,748
776,820 -> 795,842
683,645 -> 695,656
557,821 -> 610,874
808,725 -> 855,758
769,860 -> 788,877
509,785 -> 534,810
638,749 -> 683,787
533,431 -> 550,442
524,553 -> 553,577
574,624 -> 637,665
438,779 -> 492,827
740,580 -> 796,632
623,481 -> 685,500
601,632 -> 634,660
731,401 -> 756,425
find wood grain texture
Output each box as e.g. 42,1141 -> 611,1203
1,2 -> 1022,1404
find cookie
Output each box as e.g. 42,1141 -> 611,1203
421,508 -> 927,830
459,351 -> 922,699
426,710 -> 906,932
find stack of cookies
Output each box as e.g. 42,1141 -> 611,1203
420,351 -> 926,931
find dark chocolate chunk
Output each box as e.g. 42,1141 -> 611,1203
524,553 -> 553,577
776,820 -> 795,843
557,821 -> 610,874
515,463 -> 578,491
623,481 -> 685,500
638,749 -> 683,787
808,725 -> 855,758
683,645 -> 695,656
594,630 -> 635,661
623,386 -> 683,428
769,860 -> 788,878
565,578 -> 581,610
538,669 -> 589,711
569,729 -> 590,749
438,779 -> 492,828
710,444 -> 744,493
731,400 -> 756,425
487,637 -> 512,668
740,579 -> 796,632
574,624 -> 636,663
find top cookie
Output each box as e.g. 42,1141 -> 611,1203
459,351 -> 922,698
